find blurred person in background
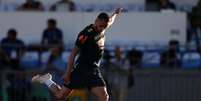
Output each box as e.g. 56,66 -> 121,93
0,29 -> 25,70
158,0 -> 176,11
126,48 -> 143,69
50,0 -> 76,12
0,48 -> 10,69
42,18 -> 63,50
102,49 -> 112,74
125,48 -> 140,88
45,46 -> 66,101
190,0 -> 201,53
160,40 -> 180,68
17,0 -> 44,11
32,8 -> 122,101
109,46 -> 129,101
45,46 -> 66,75
192,0 -> 201,12
101,49 -> 112,99
6,72 -> 31,101
146,0 -> 175,11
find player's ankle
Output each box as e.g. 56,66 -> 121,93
44,79 -> 55,87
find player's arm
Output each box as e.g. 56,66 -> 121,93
63,31 -> 88,83
107,8 -> 122,28
63,47 -> 78,83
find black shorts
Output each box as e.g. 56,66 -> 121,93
63,67 -> 106,90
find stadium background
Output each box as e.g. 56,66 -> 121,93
0,0 -> 200,101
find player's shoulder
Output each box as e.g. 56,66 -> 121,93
81,24 -> 94,35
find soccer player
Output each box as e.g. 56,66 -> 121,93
32,8 -> 122,101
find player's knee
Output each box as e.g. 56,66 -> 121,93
98,92 -> 109,101
104,93 -> 109,101
55,93 -> 65,100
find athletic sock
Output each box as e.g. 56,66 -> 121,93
44,79 -> 56,87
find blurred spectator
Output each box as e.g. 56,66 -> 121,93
0,49 -> 10,69
191,0 -> 201,28
50,0 -> 76,12
1,29 -> 25,70
189,1 -> 201,52
114,46 -> 123,63
17,0 -> 44,11
47,47 -> 62,64
103,49 -> 112,65
6,72 -> 31,101
110,46 -> 129,101
125,48 -> 140,90
1,29 -> 25,59
160,40 -> 180,68
125,48 -> 137,88
192,0 -> 201,13
126,48 -> 143,68
43,46 -> 66,91
146,0 -> 160,11
102,49 -> 112,90
146,0 -> 175,11
47,46 -> 65,72
42,18 -> 63,49
158,0 -> 176,11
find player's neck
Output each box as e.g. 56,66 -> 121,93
92,24 -> 103,33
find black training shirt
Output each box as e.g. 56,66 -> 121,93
75,24 -> 105,68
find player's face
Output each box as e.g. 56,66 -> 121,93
95,19 -> 108,33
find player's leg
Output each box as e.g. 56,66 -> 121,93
88,68 -> 109,101
91,86 -> 109,101
32,73 -> 73,100
49,84 -> 73,100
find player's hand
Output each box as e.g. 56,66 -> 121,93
114,7 -> 123,15
62,72 -> 71,84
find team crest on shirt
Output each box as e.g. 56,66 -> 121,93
79,35 -> 88,44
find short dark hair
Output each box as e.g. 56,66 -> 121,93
48,18 -> 57,25
97,12 -> 109,22
7,28 -> 17,36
